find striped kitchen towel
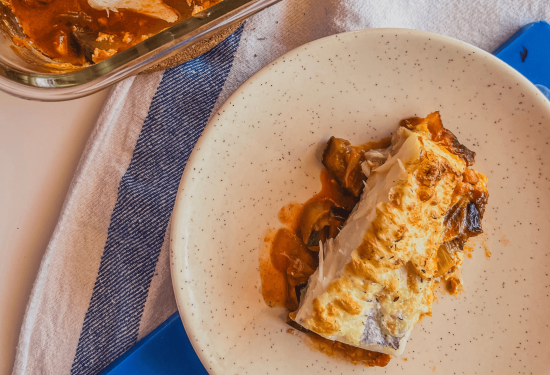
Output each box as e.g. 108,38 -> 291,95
12,1 -> 550,374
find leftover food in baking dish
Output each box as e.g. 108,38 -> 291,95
4,0 -> 220,66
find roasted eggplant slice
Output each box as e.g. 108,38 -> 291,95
331,206 -> 351,221
322,137 -> 368,197
71,26 -> 97,63
299,200 -> 334,245
57,12 -> 96,28
322,137 -> 350,184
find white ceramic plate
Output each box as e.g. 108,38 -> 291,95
171,28 -> 550,374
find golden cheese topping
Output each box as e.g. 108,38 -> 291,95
294,124 -> 470,355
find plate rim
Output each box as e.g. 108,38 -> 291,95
169,27 -> 550,375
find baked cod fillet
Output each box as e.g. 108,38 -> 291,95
293,113 -> 488,356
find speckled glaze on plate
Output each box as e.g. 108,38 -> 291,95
171,28 -> 550,375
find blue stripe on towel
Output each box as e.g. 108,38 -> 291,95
70,24 -> 245,375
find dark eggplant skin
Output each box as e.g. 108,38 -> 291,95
71,26 -> 97,63
466,201 -> 483,235
322,136 -> 367,197
322,137 -> 352,187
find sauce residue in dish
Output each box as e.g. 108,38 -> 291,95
7,0 -> 217,65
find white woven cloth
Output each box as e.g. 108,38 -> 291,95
12,1 -> 550,374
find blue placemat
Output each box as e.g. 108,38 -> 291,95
99,313 -> 207,375
494,20 -> 550,98
99,21 -> 550,375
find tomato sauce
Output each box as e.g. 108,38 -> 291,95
261,169 -> 354,311
7,0 -> 216,64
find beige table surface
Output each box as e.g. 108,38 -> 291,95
0,88 -> 111,375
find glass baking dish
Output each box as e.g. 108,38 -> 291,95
0,0 -> 279,101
